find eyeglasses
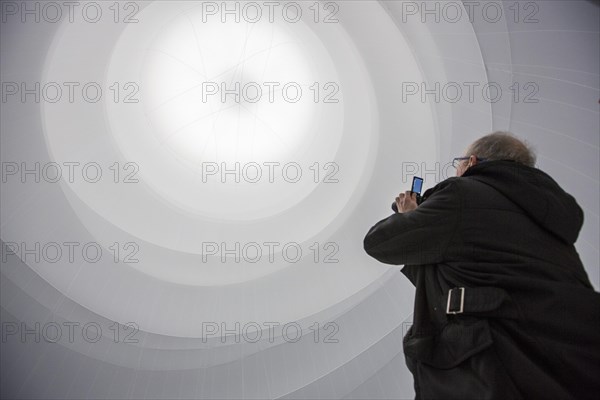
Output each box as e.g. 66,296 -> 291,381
452,157 -> 487,168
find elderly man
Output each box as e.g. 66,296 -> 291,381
363,132 -> 600,399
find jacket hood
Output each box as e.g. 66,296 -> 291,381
461,160 -> 584,244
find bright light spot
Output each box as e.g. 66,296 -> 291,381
142,9 -> 318,164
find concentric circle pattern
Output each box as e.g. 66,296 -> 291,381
1,1 -> 598,399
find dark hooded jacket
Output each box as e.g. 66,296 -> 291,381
363,160 -> 600,399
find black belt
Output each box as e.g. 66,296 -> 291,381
445,286 -> 510,315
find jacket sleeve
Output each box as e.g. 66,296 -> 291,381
363,178 -> 461,265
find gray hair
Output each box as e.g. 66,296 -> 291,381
467,131 -> 536,167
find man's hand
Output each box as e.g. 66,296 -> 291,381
395,191 -> 419,213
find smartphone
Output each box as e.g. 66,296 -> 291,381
392,176 -> 424,212
411,176 -> 424,195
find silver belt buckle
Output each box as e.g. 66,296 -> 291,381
446,287 -> 465,314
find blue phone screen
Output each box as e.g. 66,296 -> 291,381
412,177 -> 423,194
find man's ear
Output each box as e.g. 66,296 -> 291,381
467,154 -> 478,167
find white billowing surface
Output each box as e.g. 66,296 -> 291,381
7,1 -> 434,331
0,1 -> 598,399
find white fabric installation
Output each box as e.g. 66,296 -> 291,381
1,1 -> 598,398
